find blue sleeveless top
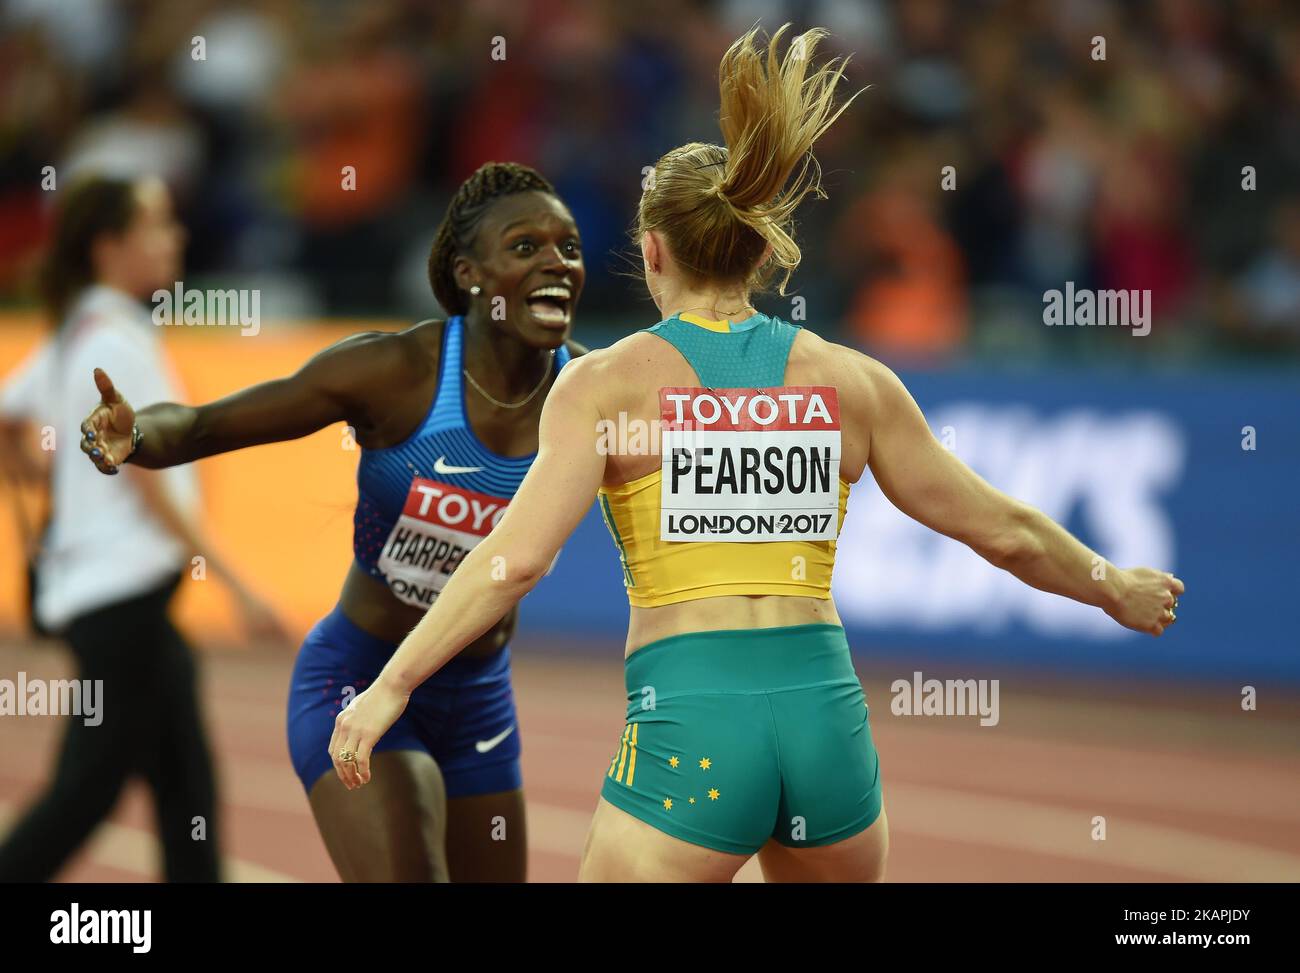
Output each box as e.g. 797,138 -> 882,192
352,316 -> 572,608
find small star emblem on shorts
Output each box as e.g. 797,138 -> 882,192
699,757 -> 712,770
708,788 -> 720,801
689,797 -> 696,804
663,798 -> 673,810
669,756 -> 679,768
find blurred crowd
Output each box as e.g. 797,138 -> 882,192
1,0 -> 1297,362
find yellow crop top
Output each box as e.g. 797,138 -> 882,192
600,309 -> 848,608
597,473 -> 850,609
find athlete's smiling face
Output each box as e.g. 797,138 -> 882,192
455,191 -> 584,349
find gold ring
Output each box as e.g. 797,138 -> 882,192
338,749 -> 356,763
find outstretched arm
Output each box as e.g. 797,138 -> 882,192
860,358 -> 1183,635
79,330 -> 415,472
329,355 -> 607,787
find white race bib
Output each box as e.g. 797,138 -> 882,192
658,386 -> 841,542
377,477 -> 508,608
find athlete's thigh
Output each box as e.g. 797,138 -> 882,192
578,796 -> 749,883
444,788 -> 527,883
308,750 -> 449,882
421,647 -> 525,881
756,807 -> 889,882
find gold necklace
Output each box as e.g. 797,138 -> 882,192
673,303 -> 756,320
463,350 -> 555,410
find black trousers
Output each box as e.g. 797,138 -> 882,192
0,573 -> 220,882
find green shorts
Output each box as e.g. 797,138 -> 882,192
600,623 -> 883,856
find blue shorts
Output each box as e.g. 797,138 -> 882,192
286,606 -> 522,797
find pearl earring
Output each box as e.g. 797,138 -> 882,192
469,285 -> 482,296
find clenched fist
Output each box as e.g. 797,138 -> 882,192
1108,568 -> 1185,636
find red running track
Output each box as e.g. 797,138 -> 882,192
1,636 -> 1298,882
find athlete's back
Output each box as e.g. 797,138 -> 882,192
588,309 -> 882,651
599,314 -> 872,490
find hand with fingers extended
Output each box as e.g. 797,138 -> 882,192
328,677 -> 410,790
79,368 -> 136,474
1108,568 -> 1185,636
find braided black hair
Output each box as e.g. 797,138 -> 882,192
428,162 -> 557,315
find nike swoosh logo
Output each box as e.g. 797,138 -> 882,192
434,456 -> 485,475
475,724 -> 515,753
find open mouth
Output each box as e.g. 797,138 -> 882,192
524,284 -> 573,327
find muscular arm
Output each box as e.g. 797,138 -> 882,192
329,351 -> 610,786
379,353 -> 607,694
859,357 -> 1182,635
96,330 -> 418,469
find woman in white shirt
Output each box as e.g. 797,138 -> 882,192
0,175 -> 279,882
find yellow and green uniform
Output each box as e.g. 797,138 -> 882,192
598,311 -> 883,854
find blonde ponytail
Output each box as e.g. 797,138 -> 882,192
638,24 -> 861,294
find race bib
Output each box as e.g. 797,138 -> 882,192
659,386 -> 841,542
377,478 -> 508,608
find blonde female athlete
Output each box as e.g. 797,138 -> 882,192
328,25 -> 1184,882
